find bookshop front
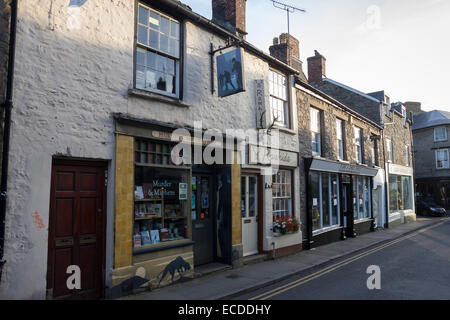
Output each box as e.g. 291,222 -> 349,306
110,115 -> 236,298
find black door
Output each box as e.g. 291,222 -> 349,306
343,182 -> 356,238
192,175 -> 214,266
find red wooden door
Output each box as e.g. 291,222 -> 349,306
46,161 -> 106,299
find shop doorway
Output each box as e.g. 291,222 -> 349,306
241,175 -> 258,257
46,160 -> 106,300
342,182 -> 355,237
192,174 -> 215,266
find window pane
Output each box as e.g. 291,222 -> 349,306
322,174 -> 330,228
249,177 -> 257,217
389,175 -> 398,212
353,176 -> 358,219
139,6 -> 148,26
155,72 -> 167,91
311,172 -> 321,231
170,20 -> 179,38
160,16 -> 170,35
136,47 -> 146,66
147,51 -> 157,69
146,69 -> 157,89
136,65 -> 146,89
241,177 -> 246,218
149,29 -> 159,50
138,25 -> 148,45
331,175 -> 339,225
160,34 -> 169,53
149,11 -> 160,30
169,38 -> 179,58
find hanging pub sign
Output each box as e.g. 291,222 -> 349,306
216,48 -> 246,97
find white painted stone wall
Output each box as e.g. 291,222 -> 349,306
0,0 -> 300,299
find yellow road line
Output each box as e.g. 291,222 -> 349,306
250,220 -> 447,300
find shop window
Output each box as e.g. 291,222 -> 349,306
389,175 -> 412,212
311,172 -> 340,231
136,3 -> 180,97
436,149 -> 449,169
272,170 -> 292,218
135,139 -> 174,165
336,119 -> 345,160
269,70 -> 290,128
434,127 -> 447,142
353,176 -> 371,220
133,139 -> 189,251
310,108 -> 321,156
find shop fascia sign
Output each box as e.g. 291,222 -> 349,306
388,164 -> 413,176
249,145 -> 298,167
152,130 -> 214,147
310,158 -> 378,176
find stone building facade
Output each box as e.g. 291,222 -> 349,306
0,0 -> 302,299
412,109 -> 450,210
306,51 -> 416,228
295,79 -> 383,248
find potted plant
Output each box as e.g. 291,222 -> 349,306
273,215 -> 300,236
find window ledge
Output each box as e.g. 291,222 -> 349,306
128,88 -> 191,108
275,126 -> 296,135
354,218 -> 373,225
312,225 -> 343,236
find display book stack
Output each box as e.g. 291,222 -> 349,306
133,185 -> 185,250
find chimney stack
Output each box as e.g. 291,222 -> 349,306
212,0 -> 247,39
307,50 -> 326,86
269,33 -> 304,75
404,101 -> 423,115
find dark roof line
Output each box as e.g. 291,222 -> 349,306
295,78 -> 383,130
157,0 -> 299,75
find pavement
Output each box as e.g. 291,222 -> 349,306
121,216 -> 446,300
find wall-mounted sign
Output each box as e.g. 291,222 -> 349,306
388,164 -> 413,176
248,145 -> 298,168
179,183 -> 188,200
309,158 -> 378,177
217,48 -> 245,97
255,80 -> 266,129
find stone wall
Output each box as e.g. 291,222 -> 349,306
413,125 -> 450,179
382,111 -> 413,168
296,85 -> 383,236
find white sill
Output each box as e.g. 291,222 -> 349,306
312,225 -> 343,236
128,88 -> 191,108
354,218 -> 373,224
274,126 -> 296,135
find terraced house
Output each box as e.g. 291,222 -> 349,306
307,51 -> 416,229
0,0 -> 303,299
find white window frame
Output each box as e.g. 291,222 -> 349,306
354,126 -> 363,164
336,119 -> 345,160
436,149 -> 449,169
311,108 -> 321,156
272,169 -> 293,218
387,139 -> 393,163
434,127 -> 448,142
354,176 -> 371,221
385,95 -> 391,116
269,70 -> 290,128
136,3 -> 181,98
405,145 -> 410,167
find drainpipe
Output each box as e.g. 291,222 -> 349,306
0,0 -> 18,283
381,111 -> 389,229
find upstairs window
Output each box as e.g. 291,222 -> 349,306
387,139 -> 394,163
436,149 -> 449,169
336,119 -> 345,160
405,145 -> 411,167
434,127 -> 447,142
136,3 -> 180,97
269,70 -> 290,128
354,126 -> 363,164
310,108 -> 321,156
371,137 -> 379,167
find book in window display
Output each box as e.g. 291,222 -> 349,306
141,231 -> 152,246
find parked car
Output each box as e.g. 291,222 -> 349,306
417,198 -> 447,217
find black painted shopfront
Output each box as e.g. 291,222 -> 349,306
304,158 -> 378,249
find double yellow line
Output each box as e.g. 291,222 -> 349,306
250,220 -> 447,300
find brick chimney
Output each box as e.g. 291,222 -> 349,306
269,33 -> 306,79
212,0 -> 247,39
307,50 -> 326,86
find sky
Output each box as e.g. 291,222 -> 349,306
182,0 -> 450,112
